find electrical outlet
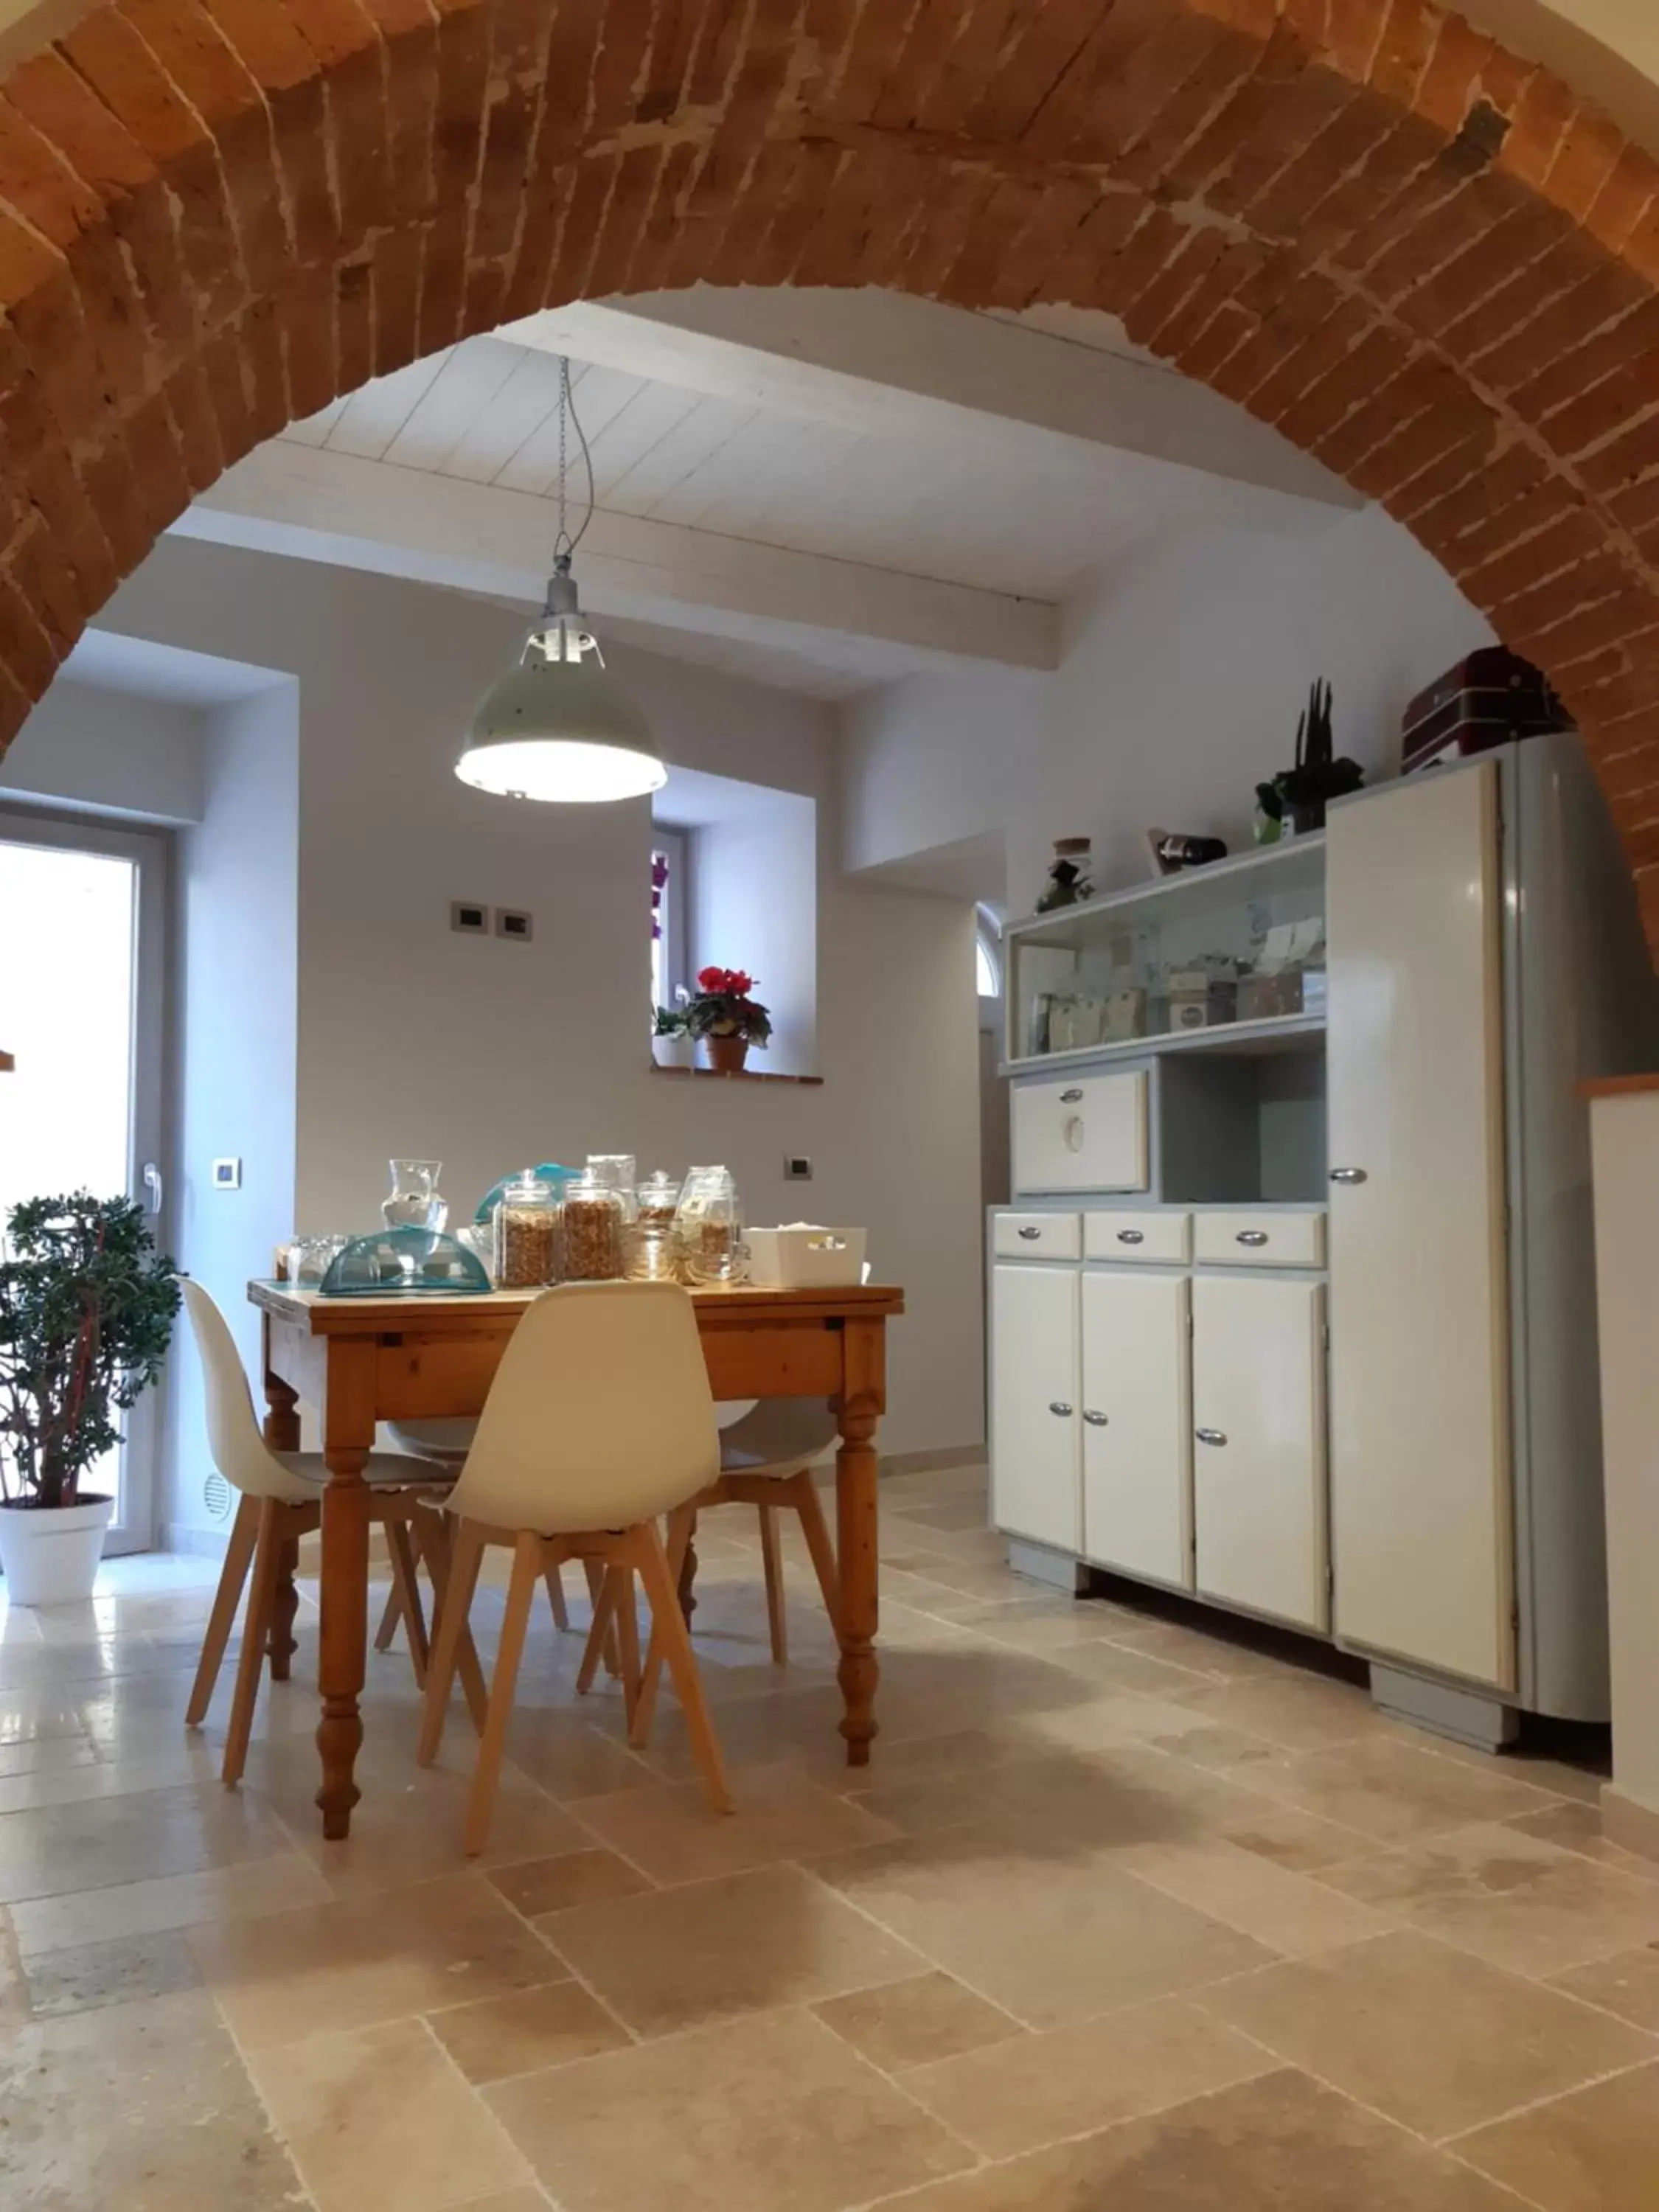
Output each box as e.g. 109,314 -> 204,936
784,1155 -> 813,1182
212,1157 -> 242,1190
451,900 -> 488,935
495,907 -> 533,942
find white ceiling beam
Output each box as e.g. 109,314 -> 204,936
504,289 -> 1359,512
173,442 -> 1060,672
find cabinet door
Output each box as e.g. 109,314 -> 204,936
1012,1071 -> 1150,1194
1192,1274 -> 1329,1632
1326,765 -> 1514,1690
991,1264 -> 1080,1551
1081,1270 -> 1192,1587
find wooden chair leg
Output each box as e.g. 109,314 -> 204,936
630,1502 -> 696,1749
576,1565 -> 616,1695
223,1498 -> 284,1787
583,1557 -> 620,1676
465,1531 -> 540,1857
543,1562 -> 571,1632
413,1506 -> 488,1735
418,1517 -> 485,1767
385,1517 -> 429,1688
187,1493 -> 260,1728
373,1579 -> 403,1652
614,1565 -> 641,1730
790,1470 -> 843,1635
632,1520 -> 731,1815
759,1502 -> 788,1666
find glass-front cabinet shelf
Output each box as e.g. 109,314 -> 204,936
1006,838 -> 1327,1067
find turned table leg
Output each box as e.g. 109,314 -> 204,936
675,1507 -> 700,1624
317,1457 -> 369,1837
314,1341 -> 377,1840
835,1316 -> 885,1767
268,1536 -> 301,1680
261,1374 -> 303,1682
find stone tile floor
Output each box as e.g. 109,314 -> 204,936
0,1463 -> 1654,2211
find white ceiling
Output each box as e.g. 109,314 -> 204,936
180,288 -> 1360,703
282,325 -> 1326,605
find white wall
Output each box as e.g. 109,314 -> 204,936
94,538 -> 985,1460
843,503 -> 1493,914
0,676 -> 206,826
163,684 -> 301,1543
689,790 -> 818,1074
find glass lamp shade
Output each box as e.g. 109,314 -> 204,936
457,585 -> 664,804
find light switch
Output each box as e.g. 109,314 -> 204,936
785,1155 -> 813,1182
212,1158 -> 242,1190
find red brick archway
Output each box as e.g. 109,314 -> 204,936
1,1 -> 1658,913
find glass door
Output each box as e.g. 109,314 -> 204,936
0,809 -> 170,1553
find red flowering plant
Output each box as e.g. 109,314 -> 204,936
685,966 -> 772,1048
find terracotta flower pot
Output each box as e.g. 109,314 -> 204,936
703,1034 -> 750,1074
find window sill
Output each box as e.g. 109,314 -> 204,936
649,1064 -> 824,1086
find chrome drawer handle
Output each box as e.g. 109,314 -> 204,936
1236,1231 -> 1269,1247
1048,1400 -> 1074,1418
1018,1225 -> 1043,1240
1060,1087 -> 1085,1103
1196,1427 -> 1228,1447
1082,1409 -> 1109,1427
1329,1166 -> 1368,1185
1116,1229 -> 1145,1245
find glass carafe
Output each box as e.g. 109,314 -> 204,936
675,1164 -> 747,1285
383,1159 -> 448,1233
636,1169 -> 681,1228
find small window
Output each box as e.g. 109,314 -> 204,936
651,827 -> 689,1008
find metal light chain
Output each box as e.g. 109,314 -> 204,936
552,354 -> 595,563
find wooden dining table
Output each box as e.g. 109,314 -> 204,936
248,1278 -> 905,1839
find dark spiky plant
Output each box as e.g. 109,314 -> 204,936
0,1192 -> 181,1511
1257,679 -> 1365,834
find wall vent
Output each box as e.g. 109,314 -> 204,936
203,1472 -> 232,1522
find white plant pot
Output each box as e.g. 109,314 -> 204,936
0,1493 -> 115,1607
652,1033 -> 695,1068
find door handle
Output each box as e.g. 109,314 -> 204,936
1195,1427 -> 1228,1447
1329,1167 -> 1368,1185
142,1161 -> 164,1217
1048,1400 -> 1074,1418
1060,1088 -> 1085,1104
1116,1229 -> 1144,1245
1018,1225 -> 1043,1239
1082,1409 -> 1109,1427
1235,1230 -> 1268,1247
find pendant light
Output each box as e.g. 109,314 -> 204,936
456,358 -> 664,804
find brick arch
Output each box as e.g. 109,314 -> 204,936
1,1 -> 1658,910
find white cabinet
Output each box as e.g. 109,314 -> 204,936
1192,1274 -> 1329,1632
1326,763 -> 1514,1691
1081,1270 -> 1192,1587
1013,1070 -> 1149,1195
990,1264 -> 1080,1551
1085,1209 -> 1191,1264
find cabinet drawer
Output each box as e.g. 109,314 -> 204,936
993,1211 -> 1082,1260
1085,1210 -> 1191,1265
1194,1210 -> 1326,1269
1012,1070 -> 1150,1196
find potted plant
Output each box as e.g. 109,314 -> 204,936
685,966 -> 772,1074
651,1002 -> 695,1069
0,1192 -> 181,1605
1256,679 -> 1365,839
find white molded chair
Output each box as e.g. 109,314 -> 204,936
417,1281 -> 731,1853
585,1397 -> 841,1743
380,1418 -> 601,1644
181,1281 -> 486,1784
